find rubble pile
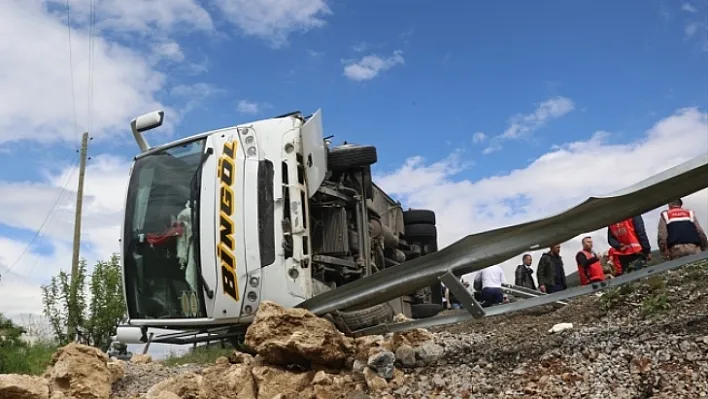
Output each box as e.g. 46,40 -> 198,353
2,259 -> 708,398
0,302 -> 444,399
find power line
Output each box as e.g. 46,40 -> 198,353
0,154 -> 81,284
87,0 -> 96,136
65,0 -> 79,146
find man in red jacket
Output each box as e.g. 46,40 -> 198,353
576,237 -> 605,285
608,215 -> 652,275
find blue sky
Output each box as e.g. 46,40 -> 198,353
0,0 -> 707,325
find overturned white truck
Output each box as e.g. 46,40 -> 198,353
117,110 -> 442,344
117,108 -> 708,346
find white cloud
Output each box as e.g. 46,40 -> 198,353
214,0 -> 332,48
352,42 -> 369,52
152,41 -> 186,63
48,0 -> 214,35
343,50 -> 405,81
684,22 -> 708,41
306,49 -> 324,58
472,132 -> 487,144
375,107 -> 708,284
682,3 -> 698,13
482,145 -> 501,155
0,154 -> 130,314
483,96 -> 575,154
236,100 -> 267,115
0,1 -> 175,145
501,96 -> 575,139
171,83 -> 223,115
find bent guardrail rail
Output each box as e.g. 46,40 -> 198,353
299,153 -> 708,316
352,250 -> 708,336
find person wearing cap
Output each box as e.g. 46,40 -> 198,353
657,198 -> 708,260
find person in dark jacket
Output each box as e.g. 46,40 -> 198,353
514,254 -> 537,290
536,244 -> 567,294
657,198 -> 708,260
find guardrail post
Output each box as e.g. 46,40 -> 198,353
439,271 -> 486,318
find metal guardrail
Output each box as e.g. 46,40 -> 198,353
299,154 -> 708,316
501,283 -> 568,306
352,250 -> 708,336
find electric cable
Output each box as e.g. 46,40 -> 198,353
0,154 -> 81,284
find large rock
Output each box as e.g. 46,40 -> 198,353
130,353 -> 152,364
0,374 -> 49,399
391,328 -> 434,350
353,335 -> 390,362
145,373 -> 203,399
244,301 -> 354,368
44,343 -> 112,399
107,359 -> 125,383
199,361 -> 257,399
250,365 -> 314,399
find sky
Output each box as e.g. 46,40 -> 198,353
0,0 -> 707,355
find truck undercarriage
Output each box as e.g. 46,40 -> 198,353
307,142 -> 444,330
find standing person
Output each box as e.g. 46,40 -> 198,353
575,237 -> 605,285
514,254 -> 537,290
608,215 -> 652,275
473,265 -> 506,307
657,198 -> 708,260
536,244 -> 567,294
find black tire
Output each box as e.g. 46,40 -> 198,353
403,209 -> 436,225
330,303 -> 394,332
405,224 -> 437,240
410,303 -> 443,319
327,145 -> 378,170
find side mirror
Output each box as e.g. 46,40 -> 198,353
133,110 -> 164,132
130,110 -> 164,152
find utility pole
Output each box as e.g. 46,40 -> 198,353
68,131 -> 89,341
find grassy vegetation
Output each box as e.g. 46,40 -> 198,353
162,344 -> 235,367
640,293 -> 671,318
597,262 -> 676,318
0,340 -> 58,375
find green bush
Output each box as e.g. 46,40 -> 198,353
0,341 -> 57,375
0,314 -> 57,375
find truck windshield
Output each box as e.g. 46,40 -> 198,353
122,138 -> 208,320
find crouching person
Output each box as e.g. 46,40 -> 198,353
576,236 -> 605,285
473,265 -> 506,307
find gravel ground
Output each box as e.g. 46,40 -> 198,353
111,362 -> 205,399
110,259 -> 708,399
383,260 -> 708,399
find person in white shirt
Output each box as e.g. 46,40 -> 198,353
473,265 -> 507,307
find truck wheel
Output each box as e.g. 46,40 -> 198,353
327,145 -> 378,170
403,209 -> 436,225
330,303 -> 394,333
410,303 -> 443,319
404,224 -> 437,240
